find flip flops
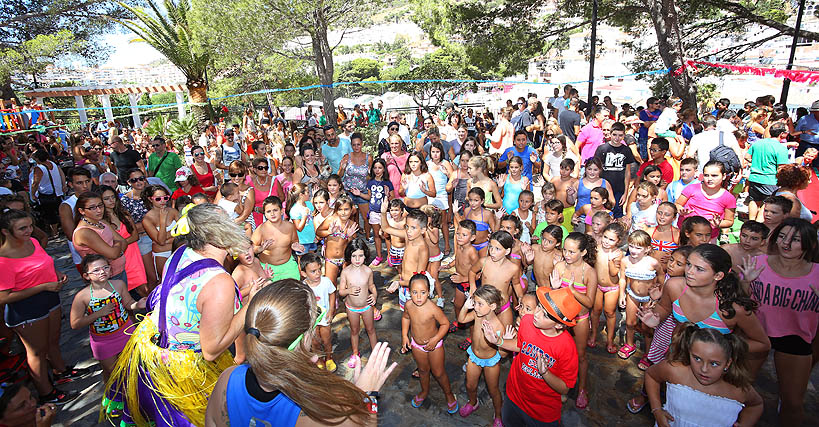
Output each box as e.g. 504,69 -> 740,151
627,396 -> 648,414
458,338 -> 472,351
606,343 -> 618,354
448,321 -> 459,333
446,397 -> 459,415
575,389 -> 589,409
617,344 -> 636,360
411,394 -> 425,408
373,308 -> 382,321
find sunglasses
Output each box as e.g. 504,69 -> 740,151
128,176 -> 146,183
255,165 -> 268,171
152,195 -> 170,202
229,173 -> 245,178
151,143 -> 162,148
193,152 -> 205,157
288,305 -> 325,351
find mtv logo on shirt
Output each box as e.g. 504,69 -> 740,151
603,152 -> 626,170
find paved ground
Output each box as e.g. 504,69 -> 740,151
35,235 -> 817,426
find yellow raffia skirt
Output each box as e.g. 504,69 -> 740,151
100,315 -> 233,427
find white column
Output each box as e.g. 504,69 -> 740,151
74,95 -> 88,123
129,93 -> 142,128
175,92 -> 186,118
99,94 -> 114,123
35,97 -> 44,106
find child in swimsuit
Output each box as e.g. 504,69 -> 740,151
300,253 -> 337,372
498,214 -> 529,295
337,239 -> 377,369
549,232 -> 598,409
525,225 -> 563,288
591,223 -> 625,355
70,255 -> 146,382
456,286 -> 505,425
420,205 -> 445,307
453,187 -> 496,257
384,199 -> 407,269
618,230 -> 662,362
401,274 -> 459,414
446,220 -> 480,349
469,231 -> 522,336
533,199 -> 569,246
252,196 -> 303,282
513,189 -> 536,244
646,202 -> 680,268
587,210 -> 613,246
466,155 -> 501,210
572,186 -> 612,233
315,195 -> 358,286
142,185 -> 179,282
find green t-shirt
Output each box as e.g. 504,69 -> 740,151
148,151 -> 183,190
319,115 -> 328,126
532,222 -> 569,245
747,138 -> 789,185
367,108 -> 381,124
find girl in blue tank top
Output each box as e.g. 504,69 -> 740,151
501,156 -> 530,214
206,279 -> 394,426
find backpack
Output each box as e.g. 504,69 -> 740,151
709,131 -> 741,174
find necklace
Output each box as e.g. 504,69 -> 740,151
83,217 -> 105,229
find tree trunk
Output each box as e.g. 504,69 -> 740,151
187,81 -> 209,134
0,81 -> 16,101
312,10 -> 338,127
647,0 -> 697,108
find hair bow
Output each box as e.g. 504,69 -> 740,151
170,203 -> 195,237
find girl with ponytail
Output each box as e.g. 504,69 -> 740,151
548,232 -> 597,409
645,324 -> 763,427
205,279 -> 397,426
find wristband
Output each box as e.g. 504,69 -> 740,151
364,396 -> 378,414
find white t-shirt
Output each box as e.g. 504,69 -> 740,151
308,277 -> 336,326
688,129 -> 741,174
544,150 -> 578,178
654,107 -> 678,135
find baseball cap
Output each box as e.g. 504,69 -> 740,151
175,166 -> 192,182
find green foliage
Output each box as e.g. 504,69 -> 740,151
0,31 -> 84,89
166,114 -> 198,151
115,0 -> 209,85
390,47 -> 483,114
144,115 -> 169,139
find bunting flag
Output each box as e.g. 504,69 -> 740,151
672,60 -> 819,83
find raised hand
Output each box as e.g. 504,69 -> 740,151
737,255 -> 764,283
482,320 -> 500,345
501,324 -> 517,342
637,305 -> 661,328
464,296 -> 475,310
549,269 -> 561,290
537,352 -> 552,378
648,283 -> 663,301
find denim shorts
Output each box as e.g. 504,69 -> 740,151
348,191 -> 368,206
296,242 -> 318,256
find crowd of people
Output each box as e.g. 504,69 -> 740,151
0,86 -> 818,427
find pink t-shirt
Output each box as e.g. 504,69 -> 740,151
381,152 -> 409,199
0,238 -> 57,292
679,184 -> 737,239
750,255 -> 819,343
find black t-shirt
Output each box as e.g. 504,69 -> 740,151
110,147 -> 142,184
558,110 -> 581,142
594,142 -> 636,195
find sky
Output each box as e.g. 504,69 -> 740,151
101,33 -> 164,67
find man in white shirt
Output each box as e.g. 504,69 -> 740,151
688,115 -> 743,174
378,110 -> 410,146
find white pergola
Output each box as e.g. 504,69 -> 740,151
22,84 -> 188,127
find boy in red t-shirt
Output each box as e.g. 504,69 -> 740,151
638,137 -> 674,185
484,287 -> 581,426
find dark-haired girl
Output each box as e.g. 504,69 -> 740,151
739,218 -> 819,426
338,238 -> 378,369
142,185 -> 179,281
629,244 -> 770,413
73,192 -> 128,285
453,187 -> 497,257
400,151 -> 436,209
469,231 -> 522,330
676,160 -> 736,242
679,215 -> 713,247
101,185 -> 147,296
646,324 -> 763,426
549,232 -> 597,409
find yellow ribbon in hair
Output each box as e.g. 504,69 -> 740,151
171,203 -> 196,236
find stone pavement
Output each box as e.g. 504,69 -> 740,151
37,236 -> 816,426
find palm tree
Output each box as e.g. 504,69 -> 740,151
115,0 -> 210,131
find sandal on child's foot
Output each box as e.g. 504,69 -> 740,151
606,343 -> 618,354
325,359 -> 337,372
446,397 -> 459,415
458,401 -> 479,417
493,417 -> 503,427
347,354 -> 360,369
316,360 -> 325,369
627,396 -> 648,414
637,355 -> 653,371
411,369 -> 420,379
575,389 -> 589,409
617,344 -> 636,360
373,308 -> 382,321
411,394 -> 425,408
458,338 -> 472,351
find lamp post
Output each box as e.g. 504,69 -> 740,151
587,0 -> 598,111
781,0 -> 806,105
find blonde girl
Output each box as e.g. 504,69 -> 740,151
618,230 -> 662,361
466,156 -> 501,210
141,185 -> 179,281
587,210 -> 613,245
645,202 -> 680,266
548,232 -> 597,409
316,194 -> 358,285
590,223 -> 625,354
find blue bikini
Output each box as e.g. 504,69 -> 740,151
468,207 -> 490,251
